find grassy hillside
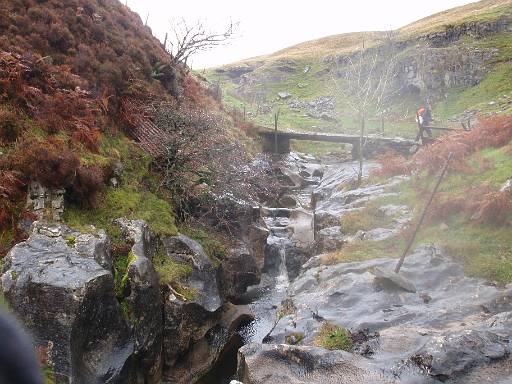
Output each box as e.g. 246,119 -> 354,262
206,0 -> 512,153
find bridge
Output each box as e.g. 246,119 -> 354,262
258,130 -> 419,158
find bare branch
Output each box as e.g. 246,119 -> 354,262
167,18 -> 238,66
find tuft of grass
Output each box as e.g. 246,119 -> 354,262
64,235 -> 76,247
285,332 -> 304,345
113,251 -> 137,298
340,201 -> 399,236
315,322 -> 353,351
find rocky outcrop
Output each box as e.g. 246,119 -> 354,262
263,245 -> 512,382
162,234 -> 222,312
1,220 -> 258,384
1,223 -> 133,384
115,219 -> 163,384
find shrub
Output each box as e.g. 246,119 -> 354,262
472,190 -> 512,226
47,23 -> 74,52
370,151 -> 409,178
315,322 -> 353,351
10,138 -> 80,188
67,165 -> 105,207
71,127 -> 101,152
0,107 -> 23,144
411,115 -> 512,175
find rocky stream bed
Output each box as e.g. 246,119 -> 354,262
2,153 -> 512,384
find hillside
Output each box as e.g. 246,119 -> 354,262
0,0 -> 262,258
206,0 -> 512,153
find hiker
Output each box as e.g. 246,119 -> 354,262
416,105 -> 433,139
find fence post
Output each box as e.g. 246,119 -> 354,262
274,110 -> 280,154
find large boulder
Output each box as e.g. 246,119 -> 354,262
219,243 -> 260,303
1,223 -> 133,384
162,234 -> 222,312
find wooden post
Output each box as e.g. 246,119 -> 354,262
357,113 -> 365,186
394,153 -> 453,273
274,110 -> 280,154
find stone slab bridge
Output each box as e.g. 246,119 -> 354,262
259,130 -> 419,158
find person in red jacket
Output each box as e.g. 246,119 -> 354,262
416,105 -> 433,139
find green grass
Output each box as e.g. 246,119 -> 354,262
315,322 -> 353,351
340,200 -> 401,236
435,63 -> 512,119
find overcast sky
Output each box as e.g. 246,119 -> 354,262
128,0 -> 475,69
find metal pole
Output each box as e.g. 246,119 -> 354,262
394,153 -> 453,273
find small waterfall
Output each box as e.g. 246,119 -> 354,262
275,239 -> 290,291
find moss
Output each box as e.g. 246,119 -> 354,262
113,251 -> 136,299
43,364 -> 55,384
153,245 -> 197,300
315,322 -> 353,351
180,227 -> 226,265
119,298 -> 137,325
9,271 -> 17,280
63,134 -> 178,238
64,235 -> 76,247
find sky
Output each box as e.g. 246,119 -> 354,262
128,0 -> 476,69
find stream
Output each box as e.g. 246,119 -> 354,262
206,152 -> 512,384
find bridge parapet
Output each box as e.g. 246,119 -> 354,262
258,130 -> 417,158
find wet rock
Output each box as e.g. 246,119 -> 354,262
1,225 -> 133,383
164,303 -> 253,383
267,245 -> 512,382
412,329 -> 510,378
372,266 -> 417,293
219,243 -> 261,303
316,226 -> 344,252
245,224 -> 270,271
279,195 -> 298,208
236,343 -> 402,383
160,234 -> 230,381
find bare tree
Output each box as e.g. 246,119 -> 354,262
167,18 -> 238,66
333,32 -> 401,185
